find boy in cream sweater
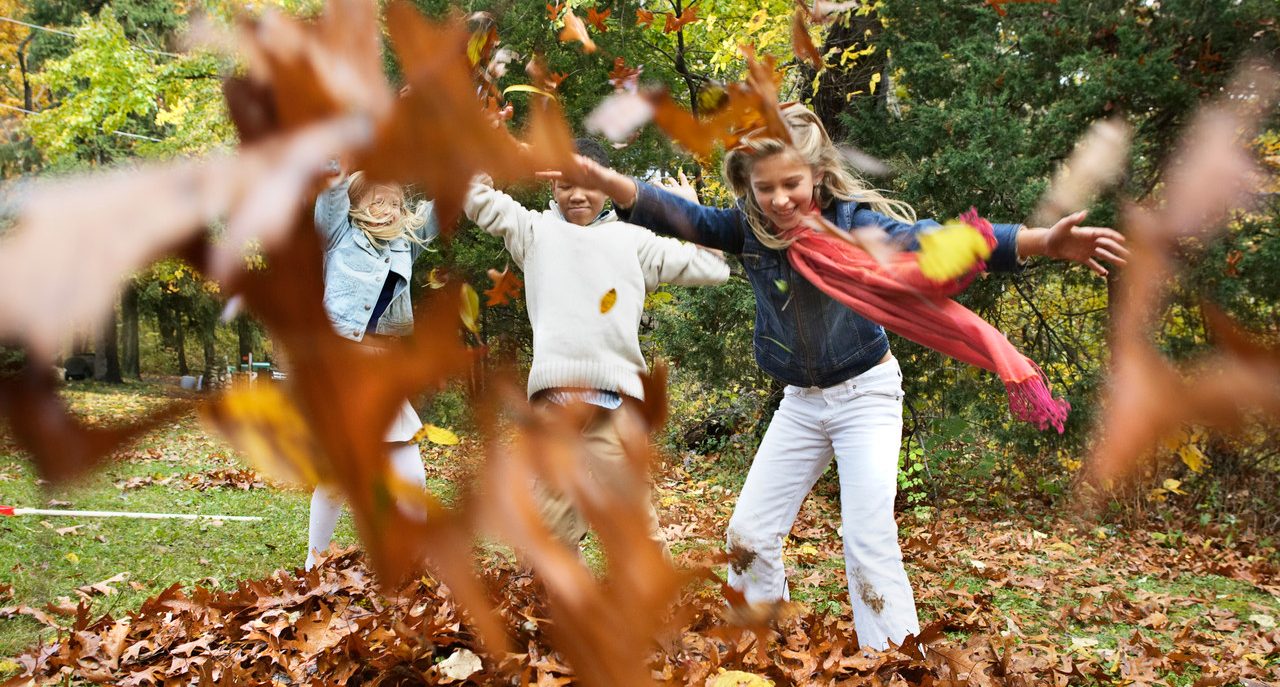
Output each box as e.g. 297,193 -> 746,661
465,138 -> 728,548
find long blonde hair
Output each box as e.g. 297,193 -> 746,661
722,104 -> 915,250
346,171 -> 429,248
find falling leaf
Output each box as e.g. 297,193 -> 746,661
635,9 -> 655,28
599,288 -> 618,314
585,91 -> 655,143
460,283 -> 481,334
426,267 -> 448,289
414,424 -> 461,446
585,6 -> 611,32
916,219 -> 994,283
484,264 -> 523,306
559,11 -> 597,53
607,56 -> 643,92
545,1 -> 562,21
203,378 -> 323,488
811,0 -> 863,22
792,8 -> 823,69
502,83 -> 558,99
1031,118 -> 1132,227
438,648 -> 483,680
663,6 -> 699,33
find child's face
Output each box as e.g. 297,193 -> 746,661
749,150 -> 819,232
356,184 -> 404,226
552,179 -> 608,226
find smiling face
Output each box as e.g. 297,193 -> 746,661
552,179 -> 608,226
748,149 -> 821,232
355,184 -> 404,226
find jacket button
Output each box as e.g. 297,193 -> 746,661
352,330 -> 360,337
364,304 -> 372,310
384,257 -> 390,263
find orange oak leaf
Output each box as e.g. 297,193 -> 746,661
663,6 -> 699,33
484,265 -> 523,306
635,9 -> 655,28
792,8 -> 823,69
559,11 -> 597,53
586,6 -> 611,33
546,1 -> 562,21
608,57 -> 642,92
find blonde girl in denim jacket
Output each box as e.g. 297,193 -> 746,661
306,165 -> 439,570
549,104 -> 1128,649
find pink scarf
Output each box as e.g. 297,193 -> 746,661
785,209 -> 1069,432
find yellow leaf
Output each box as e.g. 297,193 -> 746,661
1163,478 -> 1186,495
426,267 -> 447,289
917,220 -> 993,282
599,288 -> 617,314
460,283 -> 481,334
414,423 -> 460,446
712,669 -> 774,687
64,552 -> 79,564
0,659 -> 20,673
202,380 -> 322,488
868,72 -> 882,95
502,84 -> 558,99
1178,443 -> 1209,473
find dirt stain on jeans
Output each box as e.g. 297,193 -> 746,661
852,567 -> 885,614
726,535 -> 758,575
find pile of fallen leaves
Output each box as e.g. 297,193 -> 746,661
5,507 -> 1276,686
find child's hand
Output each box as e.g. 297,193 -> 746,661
537,154 -> 639,208
1020,210 -> 1129,277
659,169 -> 700,204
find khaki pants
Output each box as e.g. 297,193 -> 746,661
532,398 -> 666,553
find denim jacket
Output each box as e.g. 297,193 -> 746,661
618,180 -> 1024,388
314,178 -> 440,342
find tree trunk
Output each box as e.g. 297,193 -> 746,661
804,9 -> 886,143
237,316 -> 253,367
174,318 -> 189,376
18,33 -> 33,113
121,282 -> 141,380
201,320 -> 217,390
94,305 -> 123,384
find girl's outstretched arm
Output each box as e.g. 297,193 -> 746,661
1015,210 -> 1130,277
545,155 -> 747,254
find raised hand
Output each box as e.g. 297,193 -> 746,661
658,169 -> 700,204
1020,210 -> 1130,277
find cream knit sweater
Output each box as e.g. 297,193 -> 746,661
465,180 -> 729,400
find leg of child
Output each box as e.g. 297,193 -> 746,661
725,388 -> 835,602
388,440 -> 427,487
306,485 -> 344,571
581,402 -> 667,554
828,359 -> 919,650
305,441 -> 426,571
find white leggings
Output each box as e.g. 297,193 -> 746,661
726,358 -> 918,650
305,441 -> 427,570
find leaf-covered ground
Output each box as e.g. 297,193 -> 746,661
1,382 -> 1277,685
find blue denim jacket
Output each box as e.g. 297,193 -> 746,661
618,181 -> 1024,388
314,178 -> 439,342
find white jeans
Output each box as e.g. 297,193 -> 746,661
726,357 -> 919,649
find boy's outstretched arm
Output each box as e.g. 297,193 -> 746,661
1015,210 -> 1129,277
544,155 -> 746,253
636,232 -> 730,291
464,175 -> 538,267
